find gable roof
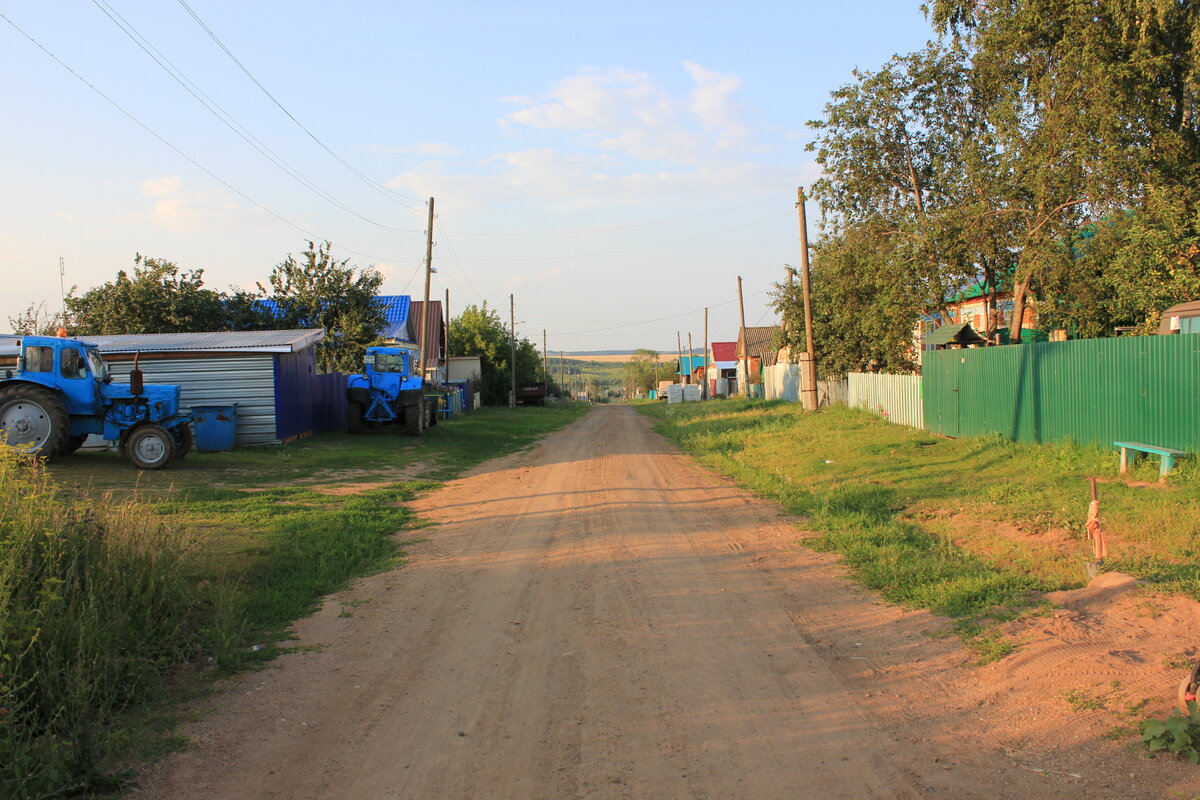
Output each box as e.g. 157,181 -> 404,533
737,326 -> 781,358
711,341 -> 737,362
407,300 -> 445,367
678,354 -> 709,374
923,323 -> 987,347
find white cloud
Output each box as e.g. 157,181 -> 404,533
134,176 -> 239,234
502,63 -> 750,165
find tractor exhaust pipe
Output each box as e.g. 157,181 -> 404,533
130,352 -> 144,396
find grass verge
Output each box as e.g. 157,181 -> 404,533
1,402 -> 588,799
637,399 -> 1200,659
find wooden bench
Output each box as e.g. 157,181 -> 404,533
1113,441 -> 1188,480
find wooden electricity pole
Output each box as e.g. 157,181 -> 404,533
444,288 -> 450,366
417,197 -> 435,378
737,275 -> 748,397
703,307 -> 709,400
509,294 -> 517,408
687,332 -> 694,387
543,329 -> 548,383
797,186 -> 819,411
676,332 -> 684,388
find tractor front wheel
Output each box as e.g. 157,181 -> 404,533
404,399 -> 424,437
126,424 -> 175,469
348,402 -> 367,433
0,385 -> 70,457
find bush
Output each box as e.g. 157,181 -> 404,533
0,447 -> 216,798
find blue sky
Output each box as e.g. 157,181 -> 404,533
1,2 -> 936,352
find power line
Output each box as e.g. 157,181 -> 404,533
1,11 -> 420,268
548,291 -> 768,337
176,0 -> 424,212
91,0 -> 419,238
444,213 -> 794,262
445,194 -> 791,237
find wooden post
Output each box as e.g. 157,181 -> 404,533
703,307 -> 709,400
417,197 -> 435,378
798,187 -> 818,411
737,276 -> 748,397
509,294 -> 516,408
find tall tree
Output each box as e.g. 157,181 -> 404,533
66,256 -> 230,334
447,302 -> 542,405
623,349 -> 662,394
263,241 -> 385,373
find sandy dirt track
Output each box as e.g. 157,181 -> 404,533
131,406 -> 1199,799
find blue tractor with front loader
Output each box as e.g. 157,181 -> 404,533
0,335 -> 194,469
346,345 -> 434,436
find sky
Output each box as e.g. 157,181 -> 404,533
1,1 -> 936,353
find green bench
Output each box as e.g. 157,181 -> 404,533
1113,441 -> 1188,480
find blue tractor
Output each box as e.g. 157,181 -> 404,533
0,335 -> 194,469
346,346 -> 433,436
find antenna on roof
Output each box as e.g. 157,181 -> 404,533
59,257 -> 67,325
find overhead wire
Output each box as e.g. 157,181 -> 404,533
546,291 -> 768,337
443,212 -> 793,262
175,0 -> 425,212
0,11 -> 421,267
91,0 -> 420,237
443,194 -> 791,237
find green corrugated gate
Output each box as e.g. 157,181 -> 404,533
923,335 -> 1200,450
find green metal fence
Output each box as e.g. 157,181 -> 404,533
923,334 -> 1200,451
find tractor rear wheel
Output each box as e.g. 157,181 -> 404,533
404,399 -> 424,437
0,385 -> 70,457
170,423 -> 194,460
348,402 -> 367,433
126,424 -> 175,469
64,434 -> 88,454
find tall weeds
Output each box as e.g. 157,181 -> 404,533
0,448 -> 215,798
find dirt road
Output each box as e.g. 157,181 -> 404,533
132,406 -> 1199,799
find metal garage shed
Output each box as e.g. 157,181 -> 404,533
75,329 -> 338,446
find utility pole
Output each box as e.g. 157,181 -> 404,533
676,331 -> 684,390
737,275 -> 749,397
560,351 -> 565,399
703,307 -> 709,400
418,197 -> 435,379
444,288 -> 450,368
509,294 -> 517,408
687,332 -> 694,388
797,186 -> 819,411
543,329 -> 548,384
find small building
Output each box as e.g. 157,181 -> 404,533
678,354 -> 710,384
2,330 -> 340,446
1159,300 -> 1200,335
736,326 -> 781,391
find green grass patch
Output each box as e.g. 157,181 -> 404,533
2,402 -> 587,798
639,399 -> 1200,655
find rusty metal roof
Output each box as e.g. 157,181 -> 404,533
737,326 -> 781,358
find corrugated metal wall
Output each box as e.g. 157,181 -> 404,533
105,354 -> 279,445
848,373 -> 923,429
923,335 -> 1200,450
763,363 -> 802,402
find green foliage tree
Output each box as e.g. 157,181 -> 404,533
623,349 -> 663,394
65,255 -> 232,335
447,302 -> 543,405
7,302 -> 66,336
262,241 -> 385,373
